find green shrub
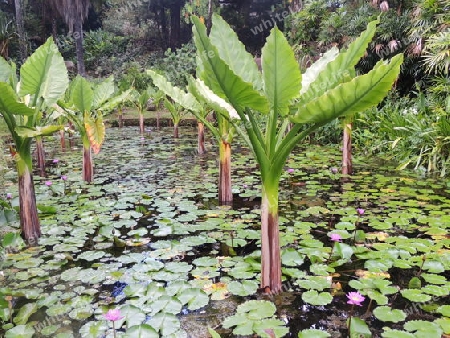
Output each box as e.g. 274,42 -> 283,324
355,92 -> 450,176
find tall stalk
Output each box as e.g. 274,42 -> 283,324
260,182 -> 281,292
197,122 -> 205,154
218,140 -> 232,204
35,136 -> 46,177
16,148 -> 40,244
82,138 -> 94,183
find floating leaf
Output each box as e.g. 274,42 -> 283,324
400,289 -> 432,302
302,290 -> 333,306
348,317 -> 371,338
5,325 -> 35,338
124,324 -> 159,338
13,303 -> 38,325
177,288 -> 209,310
228,280 -> 258,296
373,306 -> 407,323
298,329 -> 331,337
147,313 -> 180,336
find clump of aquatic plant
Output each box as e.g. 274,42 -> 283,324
190,13 -> 403,292
0,37 -> 69,243
58,75 -> 131,182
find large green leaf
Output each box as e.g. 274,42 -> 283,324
0,83 -> 34,116
92,76 -> 115,109
71,75 -> 93,113
300,47 -> 339,95
192,16 -> 269,114
19,37 -> 69,108
261,27 -> 301,117
188,77 -> 239,119
15,125 -> 62,138
291,54 -> 403,124
209,14 -> 262,91
98,89 -> 132,112
0,56 -> 12,83
84,112 -> 105,154
147,70 -> 202,112
297,19 -> 379,106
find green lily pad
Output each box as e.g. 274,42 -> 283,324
13,303 -> 38,325
301,290 -> 333,306
298,329 -> 331,337
177,288 -> 209,310
400,289 -> 432,302
373,306 -> 407,323
5,325 -> 35,338
148,313 -> 180,336
124,324 -> 159,338
228,280 -> 258,296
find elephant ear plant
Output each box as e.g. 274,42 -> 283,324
0,37 -> 69,243
192,14 -> 403,293
147,70 -> 238,204
58,75 -> 131,182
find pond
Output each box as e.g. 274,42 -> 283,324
1,126 -> 449,337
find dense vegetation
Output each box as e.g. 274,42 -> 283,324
1,0 -> 447,175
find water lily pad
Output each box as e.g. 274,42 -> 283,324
228,280 -> 258,296
124,324 -> 159,338
40,324 -> 61,336
400,289 -> 432,302
5,325 -> 35,338
77,251 -> 105,261
298,329 -> 331,337
177,288 -> 209,310
147,313 -> 180,336
13,303 -> 38,325
381,329 -> 415,338
115,305 -> 146,329
373,306 -> 406,323
281,248 -> 305,267
403,320 -> 443,337
301,290 -> 333,306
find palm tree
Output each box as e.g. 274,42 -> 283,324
48,0 -> 91,76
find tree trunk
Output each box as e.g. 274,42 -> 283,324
342,122 -> 352,175
173,123 -> 179,138
197,122 -> 205,154
82,145 -> 94,183
260,187 -> 282,293
157,111 -> 161,130
17,156 -> 40,244
60,129 -> 66,151
14,0 -> 27,61
139,113 -> 144,134
169,0 -> 182,49
218,140 -> 232,205
74,15 -> 86,76
35,137 -> 46,177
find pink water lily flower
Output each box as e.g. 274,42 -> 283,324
45,181 -> 52,186
52,159 -> 59,164
6,193 -> 12,199
347,292 -> 365,306
61,175 -> 68,181
356,208 -> 365,216
330,233 -> 342,242
103,308 -> 123,321
287,168 -> 294,173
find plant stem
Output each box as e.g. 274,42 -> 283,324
82,143 -> 94,183
218,139 -> 232,204
260,184 -> 281,293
